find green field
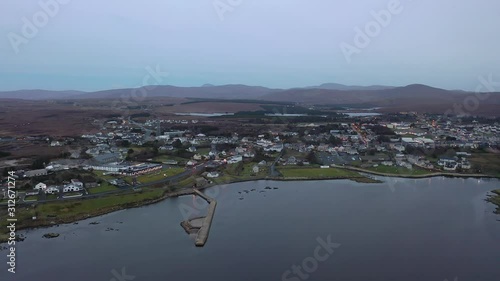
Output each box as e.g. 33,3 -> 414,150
93,171 -> 116,181
90,182 -> 119,194
196,148 -> 211,155
134,168 -> 185,183
470,153 -> 500,176
46,194 -> 58,200
153,155 -> 188,164
24,195 -> 38,202
366,165 -> 433,176
36,189 -> 165,218
279,167 -> 360,178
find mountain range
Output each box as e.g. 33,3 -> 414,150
1,83 -> 499,115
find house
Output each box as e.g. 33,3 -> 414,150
243,152 -> 255,158
63,185 -> 82,193
438,157 -> 457,166
45,186 -> 60,194
186,160 -> 198,166
264,143 -> 284,152
84,182 -> 98,188
50,141 -> 63,147
163,160 -> 179,166
159,146 -> 174,151
287,156 -> 297,165
187,146 -> 197,153
252,165 -> 260,174
207,172 -> 220,178
70,179 -> 84,188
193,154 -> 202,160
34,182 -> 47,191
227,155 -> 243,164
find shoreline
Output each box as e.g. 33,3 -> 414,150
332,165 -> 500,179
2,173 -> 499,244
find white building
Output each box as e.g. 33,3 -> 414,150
63,185 -> 82,193
34,182 -> 47,191
207,172 -> 220,178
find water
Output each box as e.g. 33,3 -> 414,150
2,177 -> 500,281
174,113 -> 234,117
345,112 -> 382,117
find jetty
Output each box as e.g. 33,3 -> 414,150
192,189 -> 217,247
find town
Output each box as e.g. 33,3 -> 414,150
1,108 -> 500,242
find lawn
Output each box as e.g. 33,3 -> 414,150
240,162 -> 268,177
24,195 -> 38,202
469,153 -> 500,176
130,167 -> 185,184
366,165 -> 433,176
153,155 -> 188,165
93,171 -> 117,181
196,148 -> 211,155
35,189 -> 165,218
122,167 -> 185,184
46,194 -> 58,200
90,182 -> 119,194
279,167 -> 360,178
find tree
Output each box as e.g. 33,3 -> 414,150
329,135 -> 342,146
306,151 -> 318,165
32,157 -> 50,169
172,139 -> 183,149
121,140 -> 130,147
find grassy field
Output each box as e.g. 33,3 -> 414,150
279,167 -> 360,178
366,165 -> 433,176
124,167 -> 185,184
153,155 -> 188,164
93,171 -> 116,181
24,195 -> 38,202
470,153 -> 500,176
90,182 -> 119,194
196,148 -> 211,155
35,189 -> 165,217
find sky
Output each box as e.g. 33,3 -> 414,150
1,0 -> 499,92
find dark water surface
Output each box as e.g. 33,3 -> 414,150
2,177 -> 500,281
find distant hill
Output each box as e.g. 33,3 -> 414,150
1,83 -> 499,116
0,89 -> 85,100
305,83 -> 394,91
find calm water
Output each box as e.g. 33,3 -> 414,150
2,177 -> 500,281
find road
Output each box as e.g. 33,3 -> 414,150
0,161 -> 213,206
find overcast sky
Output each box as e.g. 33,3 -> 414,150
1,0 -> 499,91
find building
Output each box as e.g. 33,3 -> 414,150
24,169 -> 48,178
63,185 -> 83,193
252,165 -> 260,174
227,155 -> 243,164
45,186 -> 60,194
34,182 -> 47,191
70,179 -> 84,188
120,163 -> 162,176
207,172 -> 220,178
